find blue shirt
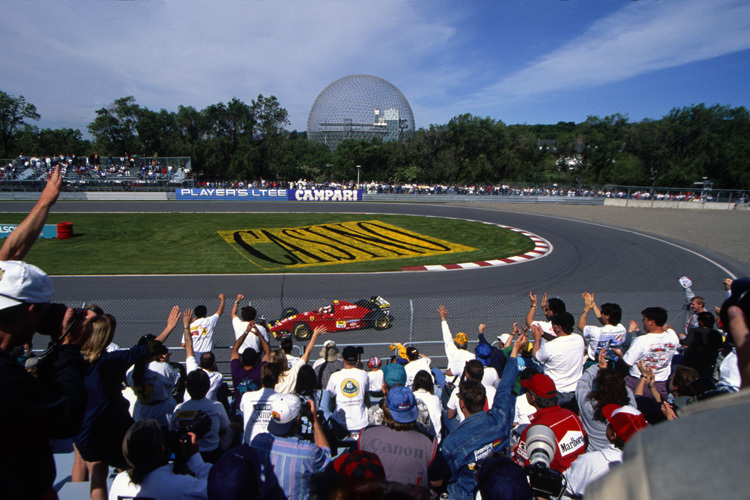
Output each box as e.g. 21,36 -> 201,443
441,356 -> 518,500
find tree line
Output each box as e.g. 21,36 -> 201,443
2,90 -> 749,189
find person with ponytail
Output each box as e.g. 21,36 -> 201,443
74,306 -> 181,500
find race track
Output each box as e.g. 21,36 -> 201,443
1,200 -> 744,362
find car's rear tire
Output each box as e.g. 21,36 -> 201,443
293,322 -> 313,341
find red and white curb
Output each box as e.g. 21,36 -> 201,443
401,221 -> 552,272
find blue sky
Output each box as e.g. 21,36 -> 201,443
3,0 -> 749,136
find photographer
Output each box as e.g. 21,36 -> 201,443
109,418 -> 212,500
0,260 -> 99,499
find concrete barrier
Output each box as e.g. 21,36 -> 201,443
604,198 -> 738,210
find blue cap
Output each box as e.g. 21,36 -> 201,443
475,343 -> 492,366
386,386 -> 418,423
382,362 -> 407,387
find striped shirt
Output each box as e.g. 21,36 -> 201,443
251,433 -> 331,499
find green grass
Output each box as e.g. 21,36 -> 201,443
6,213 -> 536,274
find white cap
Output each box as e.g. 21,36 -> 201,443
498,334 -> 511,345
0,261 -> 54,311
267,393 -> 302,436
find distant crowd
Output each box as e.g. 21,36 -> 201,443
1,164 -> 748,500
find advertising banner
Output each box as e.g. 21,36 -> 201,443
0,224 -> 58,239
175,188 -> 289,200
175,188 -> 363,201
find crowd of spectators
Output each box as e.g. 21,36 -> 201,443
1,167 -> 749,500
2,153 -> 189,184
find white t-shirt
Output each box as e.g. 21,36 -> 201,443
240,387 -> 277,444
108,454 -> 210,500
189,314 -> 220,355
535,334 -> 585,393
414,389 -> 442,442
441,320 -> 476,376
368,370 -> 384,392
583,323 -> 627,361
481,366 -> 500,388
275,358 -> 305,394
232,317 -> 270,353
514,393 -> 537,426
185,356 -> 223,402
564,445 -> 623,497
126,361 -> 179,427
719,350 -> 741,391
623,330 -> 680,382
170,398 -> 230,452
405,357 -> 432,388
326,367 -> 370,431
447,383 -> 496,422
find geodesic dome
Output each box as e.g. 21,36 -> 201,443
307,74 -> 415,150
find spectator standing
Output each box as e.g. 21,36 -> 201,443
184,294 -> 225,360
531,311 -> 585,410
229,323 -> 270,417
681,311 -> 723,378
324,345 -> 370,434
526,292 -> 566,337
616,307 -> 680,401
241,363 -> 280,445
367,362 -> 434,435
441,332 -> 526,500
412,369 -> 443,442
74,307 -> 180,500
577,293 -> 626,367
272,326 -> 326,394
127,334 -> 179,429
182,312 -> 223,402
438,305 -> 476,378
231,294 -> 269,354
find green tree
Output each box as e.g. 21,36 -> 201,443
0,91 -> 40,156
88,96 -> 143,155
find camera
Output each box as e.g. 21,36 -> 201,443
524,425 -> 566,499
170,411 -> 212,448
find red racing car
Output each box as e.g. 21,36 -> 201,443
269,296 -> 392,341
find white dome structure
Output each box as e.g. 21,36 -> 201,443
307,74 -> 415,150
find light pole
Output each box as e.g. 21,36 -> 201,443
356,165 -> 361,189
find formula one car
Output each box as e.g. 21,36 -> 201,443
269,296 -> 392,341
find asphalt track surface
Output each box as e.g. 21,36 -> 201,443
1,200 -> 746,360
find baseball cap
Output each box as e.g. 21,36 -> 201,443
267,393 -> 302,436
333,450 -> 386,480
386,386 -> 418,423
602,404 -> 648,443
207,444 -> 261,500
477,455 -> 533,500
475,343 -> 492,366
382,362 -> 406,387
520,373 -> 557,398
0,261 -> 54,311
454,332 -> 468,347
342,346 -> 359,362
367,357 -> 382,369
497,333 -> 511,345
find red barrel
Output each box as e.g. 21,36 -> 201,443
57,222 -> 73,239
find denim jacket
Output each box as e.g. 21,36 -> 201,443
441,356 -> 518,500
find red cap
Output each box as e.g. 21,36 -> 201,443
602,404 -> 648,442
520,373 -> 557,398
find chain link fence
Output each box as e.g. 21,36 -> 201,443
52,290 -> 729,378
